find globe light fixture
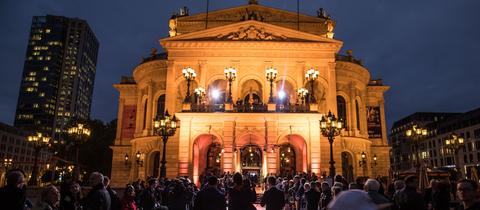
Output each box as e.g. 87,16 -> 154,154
305,68 -> 319,103
265,67 -> 278,103
26,132 -> 50,186
224,67 -> 237,103
153,110 -> 180,178
320,111 -> 343,178
182,67 -> 196,103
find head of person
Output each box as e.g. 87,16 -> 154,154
293,175 -> 300,184
364,179 -> 380,192
321,181 -> 330,192
148,177 -> 158,189
327,189 -> 377,210
233,172 -> 243,186
312,181 -> 320,191
331,186 -> 342,197
41,185 -> 60,207
404,175 -> 418,189
394,180 -> 405,191
349,182 -> 362,190
124,185 -> 135,198
89,172 -> 104,187
267,176 -> 276,187
304,182 -> 311,191
103,176 -> 110,187
69,182 -> 81,196
207,176 -> 218,187
457,179 -> 479,202
6,170 -> 25,188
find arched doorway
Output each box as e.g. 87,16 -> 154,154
243,93 -> 262,104
341,152 -> 354,182
206,143 -> 222,176
279,144 -> 296,176
241,144 -> 262,175
150,151 -> 160,178
192,134 -> 222,185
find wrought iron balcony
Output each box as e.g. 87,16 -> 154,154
187,102 -> 312,113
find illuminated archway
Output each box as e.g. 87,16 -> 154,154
192,134 -> 222,185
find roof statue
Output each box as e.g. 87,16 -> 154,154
248,0 -> 258,5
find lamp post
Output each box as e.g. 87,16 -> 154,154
26,132 -> 50,186
305,68 -> 319,103
182,67 -> 196,103
153,110 -> 179,178
297,88 -> 308,105
371,154 -> 378,177
135,151 -> 144,167
265,67 -> 277,103
445,133 -> 465,177
3,156 -> 13,170
359,151 -> 367,176
194,87 -> 206,105
320,111 -> 343,178
67,123 -> 91,181
224,67 -> 237,103
405,125 -> 427,168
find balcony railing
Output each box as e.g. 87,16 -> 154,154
187,102 -> 313,113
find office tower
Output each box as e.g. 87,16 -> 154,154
14,15 -> 99,137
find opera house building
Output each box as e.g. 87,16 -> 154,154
110,2 -> 390,186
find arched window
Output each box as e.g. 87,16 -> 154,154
142,99 -> 148,129
337,96 -> 347,128
156,95 -> 165,116
356,100 -> 361,130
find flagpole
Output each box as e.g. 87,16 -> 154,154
205,0 -> 210,29
297,0 -> 300,30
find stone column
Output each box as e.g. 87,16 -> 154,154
165,60 -> 177,113
349,82 -> 357,136
134,89 -> 143,135
223,121 -> 235,173
146,81 -> 153,133
326,62 -> 338,114
115,98 -> 125,145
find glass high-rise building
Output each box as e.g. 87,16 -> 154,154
14,15 -> 99,138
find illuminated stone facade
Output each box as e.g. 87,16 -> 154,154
110,3 -> 390,187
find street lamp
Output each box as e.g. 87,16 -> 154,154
359,151 -> 367,167
182,67 -> 196,103
320,111 -> 343,178
153,110 -> 179,178
297,88 -> 308,105
194,87 -> 206,105
445,133 -> 465,176
67,122 -> 91,180
224,67 -> 237,103
265,67 -> 277,103
135,151 -> 144,167
305,68 -> 319,103
26,132 -> 50,186
3,156 -> 13,169
405,125 -> 427,168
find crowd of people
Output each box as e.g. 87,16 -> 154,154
1,168 -> 480,210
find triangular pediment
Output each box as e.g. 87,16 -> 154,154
161,20 -> 341,44
173,3 -> 333,37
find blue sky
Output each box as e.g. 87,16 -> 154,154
1,0 -> 479,131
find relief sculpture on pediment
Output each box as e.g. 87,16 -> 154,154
216,25 -> 287,41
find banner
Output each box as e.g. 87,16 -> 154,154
367,106 -> 382,138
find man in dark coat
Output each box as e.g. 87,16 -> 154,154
0,170 -> 27,210
84,172 -> 111,210
394,175 -> 426,210
261,176 -> 286,210
194,176 -> 226,210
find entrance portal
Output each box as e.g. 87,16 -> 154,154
241,144 -> 262,180
279,144 -> 296,176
